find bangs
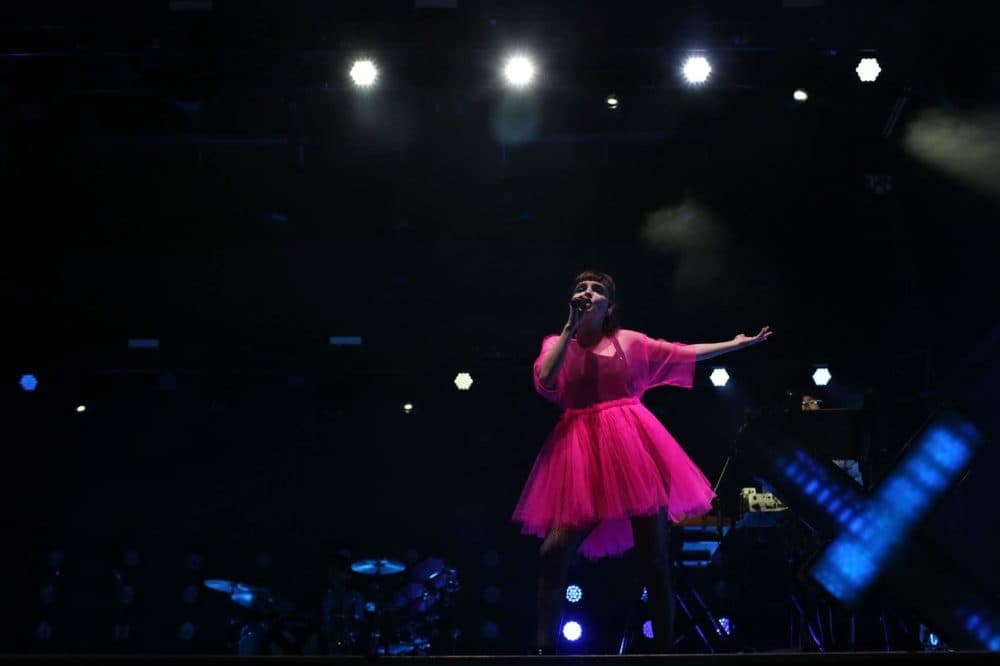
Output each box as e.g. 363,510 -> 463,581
571,271 -> 616,301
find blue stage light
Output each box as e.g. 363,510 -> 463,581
20,374 -> 38,391
811,412 -> 982,607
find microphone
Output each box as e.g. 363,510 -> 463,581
569,297 -> 588,313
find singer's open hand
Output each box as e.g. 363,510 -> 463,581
733,325 -> 772,347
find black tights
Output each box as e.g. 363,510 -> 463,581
536,509 -> 675,653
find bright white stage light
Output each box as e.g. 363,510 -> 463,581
856,57 -> 881,83
682,56 -> 712,84
812,367 -> 832,386
606,94 -> 619,109
349,59 -> 378,88
76,405 -> 87,413
565,585 -> 583,603
562,621 -> 582,641
793,89 -> 809,102
709,368 -> 730,387
454,372 -> 474,391
503,55 -> 536,88
403,402 -> 414,414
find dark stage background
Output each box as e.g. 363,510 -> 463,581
1,0 -> 998,656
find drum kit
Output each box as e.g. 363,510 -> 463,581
203,555 -> 460,656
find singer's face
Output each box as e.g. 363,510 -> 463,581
572,280 -> 613,319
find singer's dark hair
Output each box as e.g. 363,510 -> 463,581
570,270 -> 621,335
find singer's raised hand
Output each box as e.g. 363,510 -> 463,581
733,325 -> 772,347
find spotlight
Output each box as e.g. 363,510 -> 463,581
606,94 -> 619,109
793,89 -> 809,102
177,621 -> 196,641
856,57 -> 881,83
19,374 -> 38,391
75,405 -> 86,413
34,622 -> 54,641
182,585 -> 199,604
349,59 -> 378,88
566,584 -> 583,603
503,54 -> 536,88
812,367 -> 832,386
642,620 -> 654,639
403,402 -> 414,414
682,56 -> 712,85
709,367 -> 730,387
561,620 -> 582,641
480,621 -> 499,640
454,372 -> 474,391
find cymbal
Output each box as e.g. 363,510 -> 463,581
203,579 -> 294,613
204,579 -> 266,598
351,558 -> 406,576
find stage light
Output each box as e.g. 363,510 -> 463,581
709,367 -> 730,387
182,585 -> 199,604
641,586 -> 648,602
717,616 -> 732,635
812,367 -> 832,386
480,621 -> 499,640
793,89 -> 809,102
454,372 -> 474,390
19,374 -> 38,391
606,94 -> 619,109
682,56 -> 712,85
856,57 -> 881,83
503,54 -> 536,88
118,585 -> 136,606
811,412 -> 982,607
349,59 -> 378,88
562,620 -> 582,641
34,622 -> 54,641
642,620 -> 654,639
403,402 -> 414,414
75,405 -> 86,413
178,621 -> 196,641
566,584 -> 583,603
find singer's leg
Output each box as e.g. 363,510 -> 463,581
632,509 -> 675,653
537,526 -> 590,654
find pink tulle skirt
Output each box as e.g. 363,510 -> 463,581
513,397 -> 717,559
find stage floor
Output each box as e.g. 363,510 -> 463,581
0,651 -> 992,665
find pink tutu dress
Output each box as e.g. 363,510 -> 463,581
513,328 -> 717,559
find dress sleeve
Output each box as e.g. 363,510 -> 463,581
532,335 -> 563,403
637,333 -> 697,390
